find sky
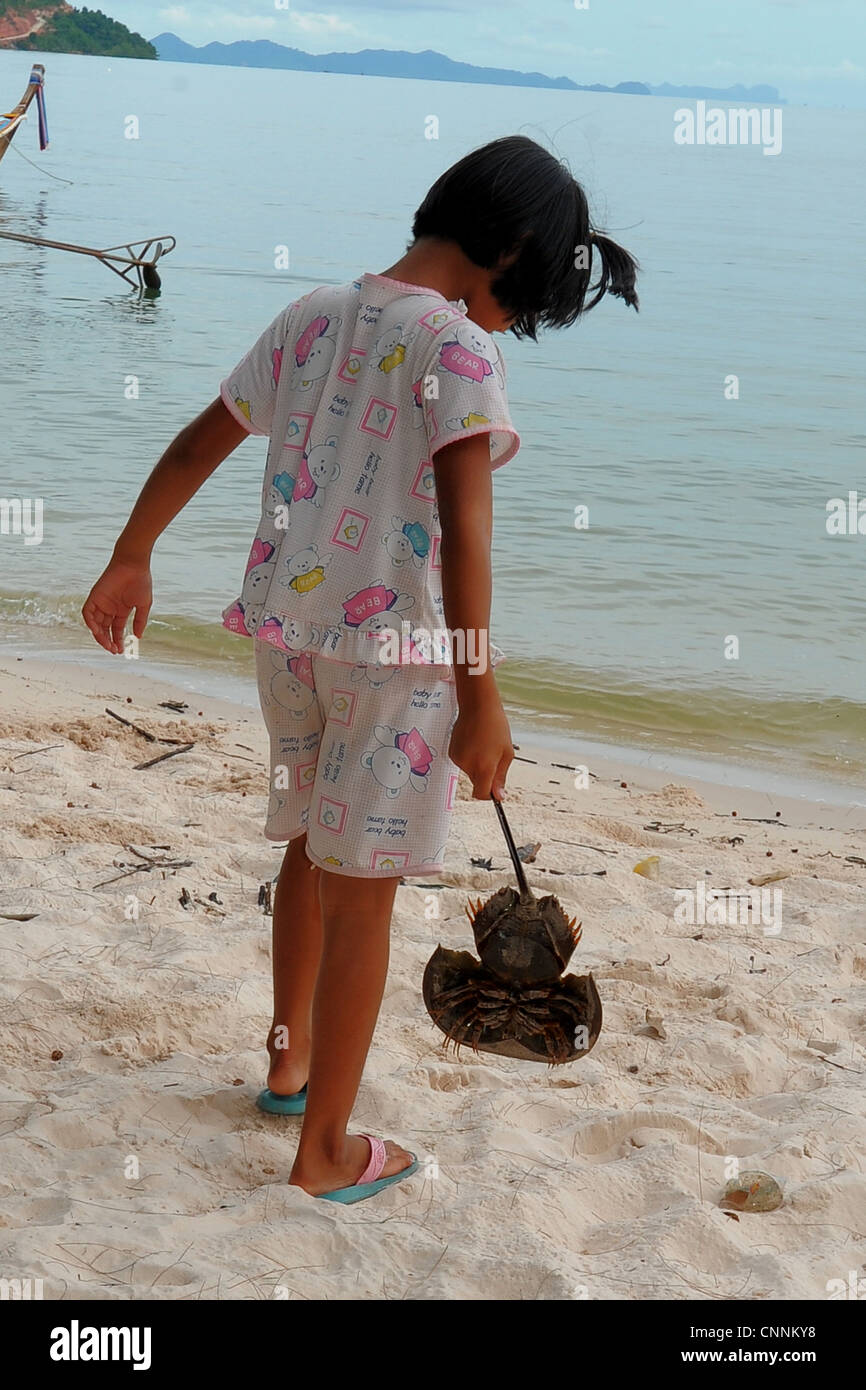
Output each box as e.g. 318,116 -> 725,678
106,1 -> 865,107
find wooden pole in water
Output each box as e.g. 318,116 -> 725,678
0,229 -> 177,290
0,64 -> 46,166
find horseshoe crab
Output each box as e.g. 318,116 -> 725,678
423,798 -> 602,1064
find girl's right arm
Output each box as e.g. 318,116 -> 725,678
433,432 -> 514,800
82,397 -> 248,654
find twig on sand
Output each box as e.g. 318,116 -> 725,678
537,866 -> 606,878
644,821 -> 699,836
107,707 -> 190,749
93,846 -> 194,890
134,743 -> 195,771
10,744 -> 64,760
104,707 -> 157,742
551,839 -> 617,856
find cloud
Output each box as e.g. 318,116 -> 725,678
288,12 -> 360,36
158,6 -> 193,23
157,4 -> 357,39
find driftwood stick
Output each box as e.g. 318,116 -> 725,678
92,866 -> 147,889
551,839 -> 618,856
10,744 -> 65,760
93,854 -> 193,889
105,707 -> 157,741
134,743 -> 195,771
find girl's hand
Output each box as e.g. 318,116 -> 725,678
82,559 -> 152,655
448,686 -> 514,800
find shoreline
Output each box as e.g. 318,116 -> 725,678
2,646 -> 864,826
3,593 -> 864,798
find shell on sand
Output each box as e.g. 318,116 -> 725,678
720,1171 -> 784,1213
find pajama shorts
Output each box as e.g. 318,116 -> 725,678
255,642 -> 461,877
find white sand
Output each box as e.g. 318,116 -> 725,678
1,652 -> 865,1301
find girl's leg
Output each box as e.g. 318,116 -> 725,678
289,868 -> 413,1195
266,833 -> 322,1097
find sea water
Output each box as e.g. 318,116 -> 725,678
0,51 -> 864,787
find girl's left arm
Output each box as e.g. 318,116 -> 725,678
82,397 -> 248,654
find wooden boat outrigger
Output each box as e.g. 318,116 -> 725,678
0,62 -> 177,290
0,228 -> 177,289
0,63 -> 48,166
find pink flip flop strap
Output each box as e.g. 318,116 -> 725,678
357,1134 -> 387,1185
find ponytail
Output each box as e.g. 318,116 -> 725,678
588,231 -> 640,312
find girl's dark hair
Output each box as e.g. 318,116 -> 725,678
412,134 -> 639,339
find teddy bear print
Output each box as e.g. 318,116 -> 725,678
294,437 -> 340,508
280,544 -> 332,596
243,604 -> 264,636
382,517 -> 430,568
264,471 -> 296,527
350,661 -> 399,689
269,650 -> 316,720
409,375 -> 427,429
341,583 -> 415,635
281,616 -> 321,650
223,599 -> 253,636
373,325 -> 411,375
241,538 -> 277,605
405,627 -> 451,664
438,321 -> 503,387
267,789 -> 288,825
290,314 -> 342,391
360,725 -> 435,797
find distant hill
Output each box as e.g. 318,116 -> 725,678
151,32 -> 784,102
0,4 -> 155,58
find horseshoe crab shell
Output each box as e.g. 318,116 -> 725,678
423,884 -> 602,1065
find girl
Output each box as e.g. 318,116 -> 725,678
82,135 -> 638,1204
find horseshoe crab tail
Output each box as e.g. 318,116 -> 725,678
491,794 -> 531,898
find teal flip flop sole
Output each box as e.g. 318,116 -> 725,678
256,1085 -> 307,1115
317,1155 -> 419,1205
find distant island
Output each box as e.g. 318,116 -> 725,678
0,5 -> 784,101
0,3 -> 154,58
151,32 -> 784,103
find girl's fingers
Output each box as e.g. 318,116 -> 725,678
492,748 -> 513,800
471,763 -> 497,799
109,608 -> 132,653
132,603 -> 150,639
82,599 -> 120,654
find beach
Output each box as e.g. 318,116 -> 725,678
2,649 -> 864,1301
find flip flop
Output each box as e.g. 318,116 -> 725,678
317,1134 -> 419,1205
256,1084 -> 307,1115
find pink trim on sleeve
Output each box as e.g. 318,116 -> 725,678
220,379 -> 268,437
429,424 -> 521,471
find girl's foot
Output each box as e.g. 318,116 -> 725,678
289,1134 -> 414,1197
266,1033 -> 310,1097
